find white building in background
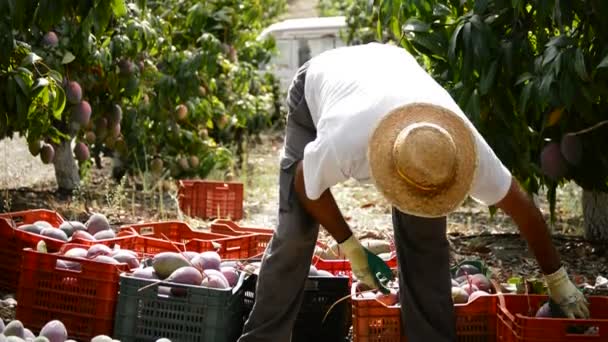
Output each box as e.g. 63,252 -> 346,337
258,16 -> 347,93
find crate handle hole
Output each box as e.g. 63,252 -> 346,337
565,325 -> 599,336
139,227 -> 155,235
11,216 -> 25,224
55,259 -> 83,273
158,285 -> 187,298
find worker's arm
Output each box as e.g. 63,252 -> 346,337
292,160 -> 386,289
292,161 -> 351,243
494,177 -> 561,274
496,176 -> 589,318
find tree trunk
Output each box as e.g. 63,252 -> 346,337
582,189 -> 608,241
53,139 -> 80,192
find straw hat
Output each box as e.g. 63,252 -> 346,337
367,103 -> 478,218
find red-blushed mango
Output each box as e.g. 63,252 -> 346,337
73,142 -> 89,162
66,81 -> 82,105
113,251 -> 140,269
166,266 -> 203,285
85,213 -> 111,235
93,229 -> 116,240
40,144 -> 55,164
202,269 -> 229,288
42,31 -> 59,48
93,255 -> 120,265
64,247 -> 88,259
39,320 -> 68,342
560,134 -> 583,165
469,273 -> 491,292
19,223 -> 43,235
70,230 -> 96,241
40,228 -> 68,241
540,142 -> 568,181
72,100 -> 92,126
86,244 -> 113,258
220,266 -> 239,287
132,267 -> 159,280
59,221 -> 86,238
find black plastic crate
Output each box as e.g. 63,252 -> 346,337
244,275 -> 351,342
113,272 -> 253,342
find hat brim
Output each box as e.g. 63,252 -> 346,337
367,103 -> 478,218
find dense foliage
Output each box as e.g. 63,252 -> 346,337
337,0 -> 608,215
0,0 -> 286,189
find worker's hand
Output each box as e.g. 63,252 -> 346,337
544,266 -> 590,319
339,234 -> 394,293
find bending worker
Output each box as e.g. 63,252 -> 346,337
238,42 -> 589,342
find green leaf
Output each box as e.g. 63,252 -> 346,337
574,48 -> 589,81
515,72 -> 533,86
596,53 -> 608,70
542,46 -> 559,68
111,0 -> 127,17
433,3 -> 451,17
465,89 -> 481,122
520,81 -> 533,114
13,74 -> 30,96
61,51 -> 76,64
31,78 -> 50,97
448,22 -> 464,64
21,53 -> 41,66
480,61 -> 498,95
402,18 -> 431,33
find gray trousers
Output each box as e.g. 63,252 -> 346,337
238,63 -> 456,342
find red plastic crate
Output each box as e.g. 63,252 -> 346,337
16,245 -> 129,341
312,254 -> 398,285
496,294 -> 608,341
0,217 -> 71,295
178,180 -> 244,220
210,219 -> 273,236
186,233 -> 271,260
74,233 -> 188,259
351,283 -> 498,341
0,209 -> 65,228
119,220 -> 229,243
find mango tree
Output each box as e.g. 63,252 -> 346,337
341,0 -> 608,241
112,0 -> 284,180
0,0 -> 129,191
1,0 -> 286,191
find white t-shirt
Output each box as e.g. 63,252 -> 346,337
300,42 -> 512,207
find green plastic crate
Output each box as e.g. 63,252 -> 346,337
113,272 -> 252,342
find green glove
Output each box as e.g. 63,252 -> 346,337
365,247 -> 394,294
339,234 -> 395,294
